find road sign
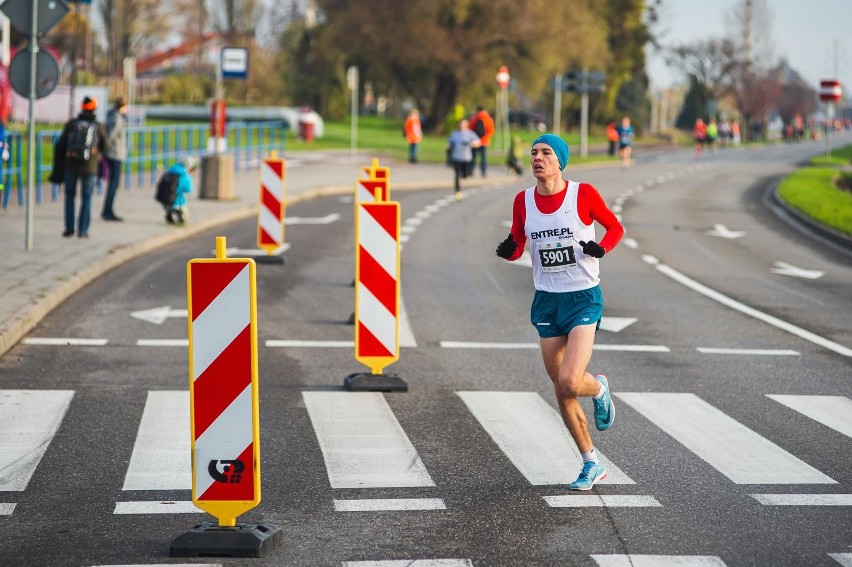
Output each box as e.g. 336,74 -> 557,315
8,47 -> 59,99
819,79 -> 842,102
496,65 -> 510,89
221,47 -> 248,79
186,238 -> 260,525
257,157 -> 286,253
0,0 -> 69,35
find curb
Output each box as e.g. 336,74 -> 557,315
763,178 -> 852,258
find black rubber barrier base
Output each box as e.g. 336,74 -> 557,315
170,521 -> 283,558
251,254 -> 285,265
344,372 -> 408,392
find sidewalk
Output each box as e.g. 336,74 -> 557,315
0,151 -> 518,357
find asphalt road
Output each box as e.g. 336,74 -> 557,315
1,140 -> 850,567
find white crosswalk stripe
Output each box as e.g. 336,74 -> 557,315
591,556 -> 727,567
615,392 -> 835,484
767,395 -> 852,438
457,391 -> 634,485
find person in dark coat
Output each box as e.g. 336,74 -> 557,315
54,96 -> 109,238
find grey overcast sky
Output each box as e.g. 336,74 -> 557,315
646,0 -> 851,96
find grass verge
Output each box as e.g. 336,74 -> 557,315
777,144 -> 852,235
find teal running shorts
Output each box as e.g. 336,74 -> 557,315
530,286 -> 603,338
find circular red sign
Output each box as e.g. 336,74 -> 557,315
496,65 -> 510,89
820,79 -> 842,102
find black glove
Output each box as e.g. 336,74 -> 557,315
579,240 -> 606,258
496,234 -> 518,259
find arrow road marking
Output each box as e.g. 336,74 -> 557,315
130,306 -> 188,325
599,317 -> 637,333
770,262 -> 824,280
706,224 -> 746,239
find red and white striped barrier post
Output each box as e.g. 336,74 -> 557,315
171,236 -> 281,558
345,200 -> 407,392
257,155 -> 286,258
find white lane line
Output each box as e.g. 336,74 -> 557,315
0,503 -> 15,515
333,498 -> 446,512
442,341 -> 539,349
267,340 -> 354,348
594,344 -> 670,352
616,393 -> 835,484
750,494 -> 852,506
344,560 -> 472,567
22,338 -> 108,346
137,339 -> 188,346
113,501 -> 199,514
767,395 -> 852,438
123,391 -> 190,490
544,495 -> 661,508
303,392 -> 435,488
398,298 -> 417,348
651,261 -> 852,357
441,341 -> 668,352
697,348 -> 799,356
0,390 -> 74,491
592,556 -> 728,567
829,553 -> 852,567
457,391 -> 634,485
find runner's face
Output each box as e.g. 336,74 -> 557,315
530,143 -> 561,180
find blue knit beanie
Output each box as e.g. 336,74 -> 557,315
532,134 -> 570,170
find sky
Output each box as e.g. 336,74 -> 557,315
646,0 -> 851,96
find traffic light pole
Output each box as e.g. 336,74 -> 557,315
553,74 -> 562,137
580,69 -> 589,158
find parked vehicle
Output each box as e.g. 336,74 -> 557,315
508,110 -> 547,132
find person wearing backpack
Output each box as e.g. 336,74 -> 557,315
101,96 -> 128,221
468,105 -> 495,178
158,156 -> 198,225
55,96 -> 108,238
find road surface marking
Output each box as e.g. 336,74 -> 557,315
113,501 -> 199,514
697,348 -> 799,356
137,339 -> 188,346
767,395 -> 852,438
829,553 -> 852,567
750,494 -> 852,506
616,393 -> 835,484
123,391 -> 190,490
0,503 -> 15,515
343,560 -> 472,566
303,392 -> 435,488
0,390 -> 74,491
22,338 -> 107,346
441,341 -> 668,352
646,258 -> 852,357
544,495 -> 661,508
591,556 -> 727,567
457,391 -> 634,485
333,498 -> 446,512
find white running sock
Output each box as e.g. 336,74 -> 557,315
593,383 -> 605,400
581,449 -> 598,464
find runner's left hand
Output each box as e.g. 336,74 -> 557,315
579,240 -> 606,258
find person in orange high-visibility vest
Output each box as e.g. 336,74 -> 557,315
468,106 -> 496,177
605,121 -> 619,156
404,109 -> 423,163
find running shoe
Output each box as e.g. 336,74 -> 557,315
454,191 -> 464,202
569,460 -> 607,491
593,374 -> 614,431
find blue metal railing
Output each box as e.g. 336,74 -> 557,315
1,121 -> 286,209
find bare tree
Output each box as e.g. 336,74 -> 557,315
667,38 -> 738,116
97,0 -> 171,74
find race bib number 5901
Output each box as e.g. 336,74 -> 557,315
536,241 -> 576,272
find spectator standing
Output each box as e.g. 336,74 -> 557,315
731,120 -> 741,145
468,105 -> 495,177
605,121 -> 619,157
506,134 -> 525,175
54,96 -> 108,238
403,109 -> 423,163
101,96 -> 128,221
446,119 -> 481,201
